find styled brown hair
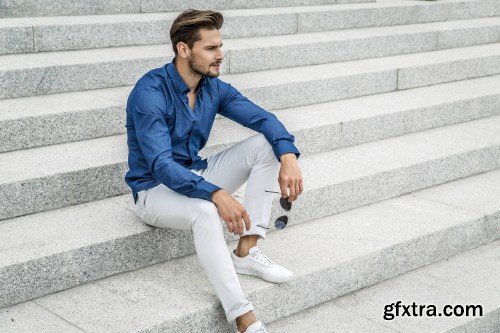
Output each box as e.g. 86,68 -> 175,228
170,9 -> 224,55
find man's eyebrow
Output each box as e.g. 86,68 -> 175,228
205,43 -> 223,48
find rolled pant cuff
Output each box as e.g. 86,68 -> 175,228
242,225 -> 267,240
226,301 -> 255,323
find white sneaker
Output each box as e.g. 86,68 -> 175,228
236,320 -> 268,333
231,246 -> 294,283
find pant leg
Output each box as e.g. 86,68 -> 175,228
135,185 -> 254,322
202,133 -> 281,240
134,133 -> 280,322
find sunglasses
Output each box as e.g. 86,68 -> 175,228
264,190 -> 292,230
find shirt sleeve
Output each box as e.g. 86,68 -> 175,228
130,88 -> 221,202
217,81 -> 300,161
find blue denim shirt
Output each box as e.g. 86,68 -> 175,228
125,58 -> 300,204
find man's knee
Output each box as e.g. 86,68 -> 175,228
250,133 -> 274,156
192,200 -> 223,231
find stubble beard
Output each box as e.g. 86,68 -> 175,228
188,56 -> 220,79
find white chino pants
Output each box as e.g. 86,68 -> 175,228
135,133 -> 281,322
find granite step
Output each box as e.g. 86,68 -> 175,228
0,34 -> 499,99
1,73 -> 499,153
1,86 -> 499,220
1,0 -> 499,54
0,0 -> 375,18
0,116 -> 499,307
0,166 -> 498,332
267,240 -> 500,332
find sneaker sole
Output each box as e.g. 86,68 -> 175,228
234,266 -> 294,284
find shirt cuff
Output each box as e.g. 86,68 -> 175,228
273,141 -> 301,161
195,180 -> 222,202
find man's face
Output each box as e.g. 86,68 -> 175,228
186,28 -> 224,78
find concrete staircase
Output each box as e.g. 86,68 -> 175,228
0,0 -> 499,331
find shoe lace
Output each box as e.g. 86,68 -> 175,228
252,249 -> 275,266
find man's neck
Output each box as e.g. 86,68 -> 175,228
174,57 -> 202,93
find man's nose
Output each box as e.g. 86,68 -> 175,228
217,49 -> 224,60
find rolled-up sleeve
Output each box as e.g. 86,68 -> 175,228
217,81 -> 300,161
131,88 -> 221,201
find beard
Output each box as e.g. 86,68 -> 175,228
188,56 -> 220,78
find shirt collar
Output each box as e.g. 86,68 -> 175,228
166,57 -> 208,95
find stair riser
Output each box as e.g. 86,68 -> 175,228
1,145 -> 498,308
2,83 -> 499,153
398,55 -> 500,90
229,31 -> 437,74
298,0 -> 500,33
141,0 -> 373,14
0,0 -> 374,18
243,217 -> 498,332
2,0 -> 498,54
288,146 -> 500,226
2,26 -> 500,99
1,94 -> 499,220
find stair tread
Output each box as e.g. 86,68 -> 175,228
268,240 -> 500,332
0,0 -> 470,27
1,18 -> 499,70
1,42 -> 499,120
0,166 -> 498,332
1,116 -> 499,267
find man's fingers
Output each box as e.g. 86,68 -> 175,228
295,181 -> 301,200
299,178 -> 304,194
279,181 -> 288,198
288,180 -> 296,202
243,212 -> 251,231
232,218 -> 239,235
237,216 -> 244,235
226,219 -> 234,233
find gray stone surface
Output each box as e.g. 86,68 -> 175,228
0,25 -> 33,55
0,91 -> 124,152
1,121 -> 500,308
228,29 -> 437,74
0,0 -> 499,330
1,112 -> 500,222
2,74 -> 499,152
2,182 -> 495,332
398,51 -> 500,89
0,302 -> 84,332
330,240 -> 500,332
1,30 -> 499,99
437,19 -> 500,49
0,0 -> 141,18
268,240 -> 500,333
0,0 -> 378,18
268,302 -> 396,332
297,0 -> 500,33
140,0 -> 369,13
2,1 -> 498,54
33,15 -> 174,52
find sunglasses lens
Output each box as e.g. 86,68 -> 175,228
280,197 -> 292,211
274,215 -> 288,230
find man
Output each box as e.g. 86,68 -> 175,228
125,9 -> 303,333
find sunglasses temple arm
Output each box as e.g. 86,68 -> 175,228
264,190 -> 282,194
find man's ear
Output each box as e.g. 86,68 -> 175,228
176,42 -> 190,59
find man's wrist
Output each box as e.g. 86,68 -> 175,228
211,188 -> 223,202
279,153 -> 297,162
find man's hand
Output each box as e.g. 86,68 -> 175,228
279,153 -> 303,202
211,189 -> 251,236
